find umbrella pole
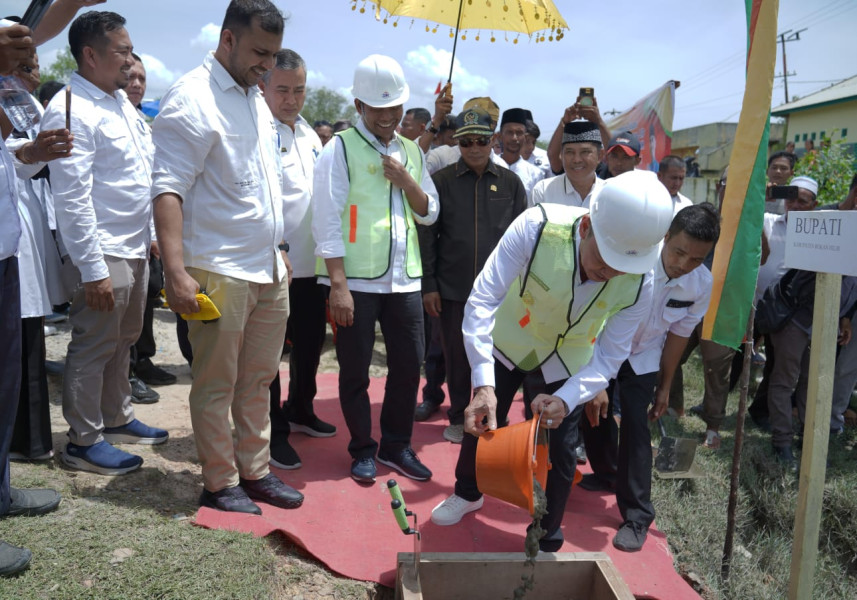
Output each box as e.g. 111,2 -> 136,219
447,0 -> 465,83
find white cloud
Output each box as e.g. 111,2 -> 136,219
191,23 -> 220,50
402,45 -> 490,111
138,53 -> 183,97
306,69 -> 327,85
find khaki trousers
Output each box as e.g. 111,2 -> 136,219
186,268 -> 289,492
62,256 -> 147,446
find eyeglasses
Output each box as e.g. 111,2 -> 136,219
458,137 -> 492,148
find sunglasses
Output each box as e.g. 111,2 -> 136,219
458,136 -> 492,148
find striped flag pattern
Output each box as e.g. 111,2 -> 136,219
701,0 -> 780,348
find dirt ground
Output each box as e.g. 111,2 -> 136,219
43,305 -> 388,599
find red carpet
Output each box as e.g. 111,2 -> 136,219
195,373 -> 700,599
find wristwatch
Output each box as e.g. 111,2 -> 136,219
278,242 -> 289,252
427,123 -> 440,135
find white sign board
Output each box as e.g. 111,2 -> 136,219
785,210 -> 857,276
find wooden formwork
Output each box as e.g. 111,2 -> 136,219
395,552 -> 634,600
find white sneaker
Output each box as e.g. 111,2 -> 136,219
431,494 -> 484,526
443,424 -> 464,444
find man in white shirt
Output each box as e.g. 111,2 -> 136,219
312,55 -> 439,484
258,48 -> 332,472
522,120 -> 552,180
580,204 -> 717,552
657,155 -> 694,213
431,171 -> 674,553
152,0 -> 303,515
495,108 -> 543,200
0,23 -> 67,577
42,11 -> 168,476
530,121 -> 605,209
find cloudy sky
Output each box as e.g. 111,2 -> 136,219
2,0 -> 854,136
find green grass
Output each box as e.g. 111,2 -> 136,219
5,349 -> 857,598
652,352 -> 857,599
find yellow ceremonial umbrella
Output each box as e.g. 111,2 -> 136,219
351,0 -> 568,82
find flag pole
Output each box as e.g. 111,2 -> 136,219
447,0 -> 464,83
721,308 -> 755,581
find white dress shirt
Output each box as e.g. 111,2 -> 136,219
151,53 -> 285,284
756,212 -> 788,301
426,144 -> 461,175
527,146 -> 553,179
628,253 -> 712,375
672,192 -> 694,214
0,137 -> 20,260
463,207 -> 654,412
312,118 -> 439,294
530,174 -> 605,209
277,115 -> 322,278
42,73 -> 153,283
495,153 -> 543,200
8,129 -> 65,317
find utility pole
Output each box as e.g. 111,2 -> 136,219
776,28 -> 807,103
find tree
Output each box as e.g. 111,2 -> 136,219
794,134 -> 856,206
40,46 -> 76,84
301,87 -> 357,126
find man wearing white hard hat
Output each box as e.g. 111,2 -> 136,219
431,170 -> 674,553
312,54 -> 439,484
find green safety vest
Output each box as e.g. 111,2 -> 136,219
493,203 -> 643,378
315,127 -> 424,280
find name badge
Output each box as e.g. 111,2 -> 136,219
666,299 -> 694,308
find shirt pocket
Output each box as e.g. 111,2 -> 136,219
662,305 -> 690,325
98,123 -> 132,170
219,133 -> 262,196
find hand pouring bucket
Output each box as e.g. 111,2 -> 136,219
475,416 -> 552,515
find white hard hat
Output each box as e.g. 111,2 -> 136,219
589,170 -> 674,274
351,54 -> 410,108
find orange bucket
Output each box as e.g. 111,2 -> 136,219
475,417 -> 551,515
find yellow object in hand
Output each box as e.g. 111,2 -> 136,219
181,293 -> 221,322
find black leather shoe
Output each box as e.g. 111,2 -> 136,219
414,401 -> 440,422
689,403 -> 704,417
130,376 -> 160,404
7,488 -> 61,517
0,541 -> 31,577
378,447 -> 432,481
613,521 -> 648,552
350,457 -> 377,483
200,486 -> 261,515
134,358 -> 177,386
240,473 -> 303,509
578,473 -> 616,493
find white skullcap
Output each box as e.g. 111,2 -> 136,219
792,175 -> 818,197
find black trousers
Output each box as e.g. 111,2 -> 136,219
749,333 -> 775,421
422,313 -> 446,406
437,300 -> 471,425
0,257 -> 22,515
130,256 -> 163,369
270,277 -> 327,440
581,360 -> 657,527
175,314 -> 193,366
11,316 -> 51,457
453,362 -> 583,547
335,290 -> 424,459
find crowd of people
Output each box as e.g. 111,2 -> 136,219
2,0 -> 856,579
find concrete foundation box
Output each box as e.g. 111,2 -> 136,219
395,552 -> 634,600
